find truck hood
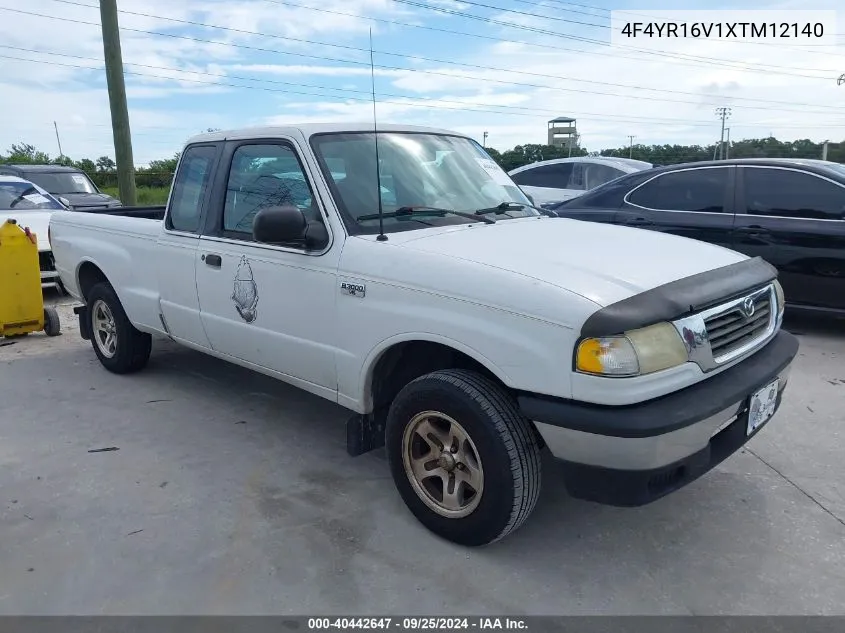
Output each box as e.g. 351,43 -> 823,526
0,210 -> 54,251
392,217 -> 748,308
61,192 -> 121,208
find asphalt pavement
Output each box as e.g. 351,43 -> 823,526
1,291 -> 843,615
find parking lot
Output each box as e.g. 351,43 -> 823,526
1,291 -> 843,615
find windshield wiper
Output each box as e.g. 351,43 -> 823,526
475,201 -> 556,217
358,206 -> 496,224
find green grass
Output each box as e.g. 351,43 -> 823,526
101,186 -> 170,205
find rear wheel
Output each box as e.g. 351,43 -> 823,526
385,369 -> 542,546
87,282 -> 152,373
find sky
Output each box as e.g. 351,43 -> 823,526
0,0 -> 843,165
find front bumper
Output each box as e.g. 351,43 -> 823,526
519,330 -> 799,507
38,250 -> 61,289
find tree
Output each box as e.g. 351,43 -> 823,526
3,143 -> 51,164
96,156 -> 116,172
75,158 -> 97,174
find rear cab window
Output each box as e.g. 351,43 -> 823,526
166,144 -> 218,233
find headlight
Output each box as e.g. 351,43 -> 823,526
575,322 -> 689,377
773,279 -> 785,317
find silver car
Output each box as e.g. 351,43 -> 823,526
509,156 -> 653,206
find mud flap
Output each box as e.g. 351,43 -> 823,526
74,304 -> 91,340
346,412 -> 385,457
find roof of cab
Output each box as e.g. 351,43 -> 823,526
0,164 -> 86,173
184,122 -> 467,145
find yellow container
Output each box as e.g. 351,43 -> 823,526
0,219 -> 60,338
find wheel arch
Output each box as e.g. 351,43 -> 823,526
76,259 -> 113,302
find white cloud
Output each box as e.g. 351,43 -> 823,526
1,0 -> 844,165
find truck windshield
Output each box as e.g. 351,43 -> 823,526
310,132 -> 538,235
25,171 -> 98,194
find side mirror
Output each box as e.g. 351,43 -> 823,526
253,205 -> 306,243
58,197 -> 71,209
252,205 -> 329,250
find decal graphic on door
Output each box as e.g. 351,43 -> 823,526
232,255 -> 259,323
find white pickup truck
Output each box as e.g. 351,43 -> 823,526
50,123 -> 799,546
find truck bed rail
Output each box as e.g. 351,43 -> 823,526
73,206 -> 166,220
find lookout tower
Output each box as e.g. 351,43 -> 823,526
547,117 -> 578,150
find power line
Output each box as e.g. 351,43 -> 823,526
6,46 -> 845,131
47,0 -> 840,79
387,0 -> 839,76
259,0 -> 845,109
0,51 -> 737,126
10,6 -> 845,116
511,0 -> 845,53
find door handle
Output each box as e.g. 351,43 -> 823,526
203,253 -> 222,267
624,217 -> 653,226
735,225 -> 771,238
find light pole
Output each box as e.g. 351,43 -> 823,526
483,131 -> 488,148
627,135 -> 635,159
725,128 -> 730,159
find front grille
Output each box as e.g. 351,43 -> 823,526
704,292 -> 771,359
38,251 -> 56,272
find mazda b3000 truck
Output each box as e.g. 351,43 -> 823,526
49,123 -> 799,546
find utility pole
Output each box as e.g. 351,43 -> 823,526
822,139 -> 829,160
99,0 -> 136,206
715,107 -> 731,160
627,135 -> 635,159
725,128 -> 730,159
483,131 -> 488,148
53,121 -> 64,159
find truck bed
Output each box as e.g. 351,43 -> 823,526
74,205 -> 166,220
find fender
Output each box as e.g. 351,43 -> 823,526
355,331 -> 513,413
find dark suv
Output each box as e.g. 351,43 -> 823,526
0,164 -> 122,211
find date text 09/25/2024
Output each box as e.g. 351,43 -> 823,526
307,617 -> 528,630
620,21 -> 824,38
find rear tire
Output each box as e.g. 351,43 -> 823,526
87,282 -> 152,374
43,307 -> 61,337
385,369 -> 542,546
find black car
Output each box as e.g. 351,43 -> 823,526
548,158 -> 845,314
0,164 -> 122,211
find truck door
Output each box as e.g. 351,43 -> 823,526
156,143 -> 220,347
194,138 -> 340,393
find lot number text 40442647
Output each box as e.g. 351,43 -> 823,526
307,617 -> 529,630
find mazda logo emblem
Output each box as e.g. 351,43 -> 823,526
741,297 -> 756,318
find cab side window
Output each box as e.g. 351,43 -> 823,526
222,143 -> 325,242
167,145 -> 216,232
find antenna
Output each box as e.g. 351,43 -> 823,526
369,28 -> 387,242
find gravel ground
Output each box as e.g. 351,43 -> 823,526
0,290 -> 843,615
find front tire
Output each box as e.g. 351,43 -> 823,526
87,282 -> 152,374
385,369 -> 542,546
